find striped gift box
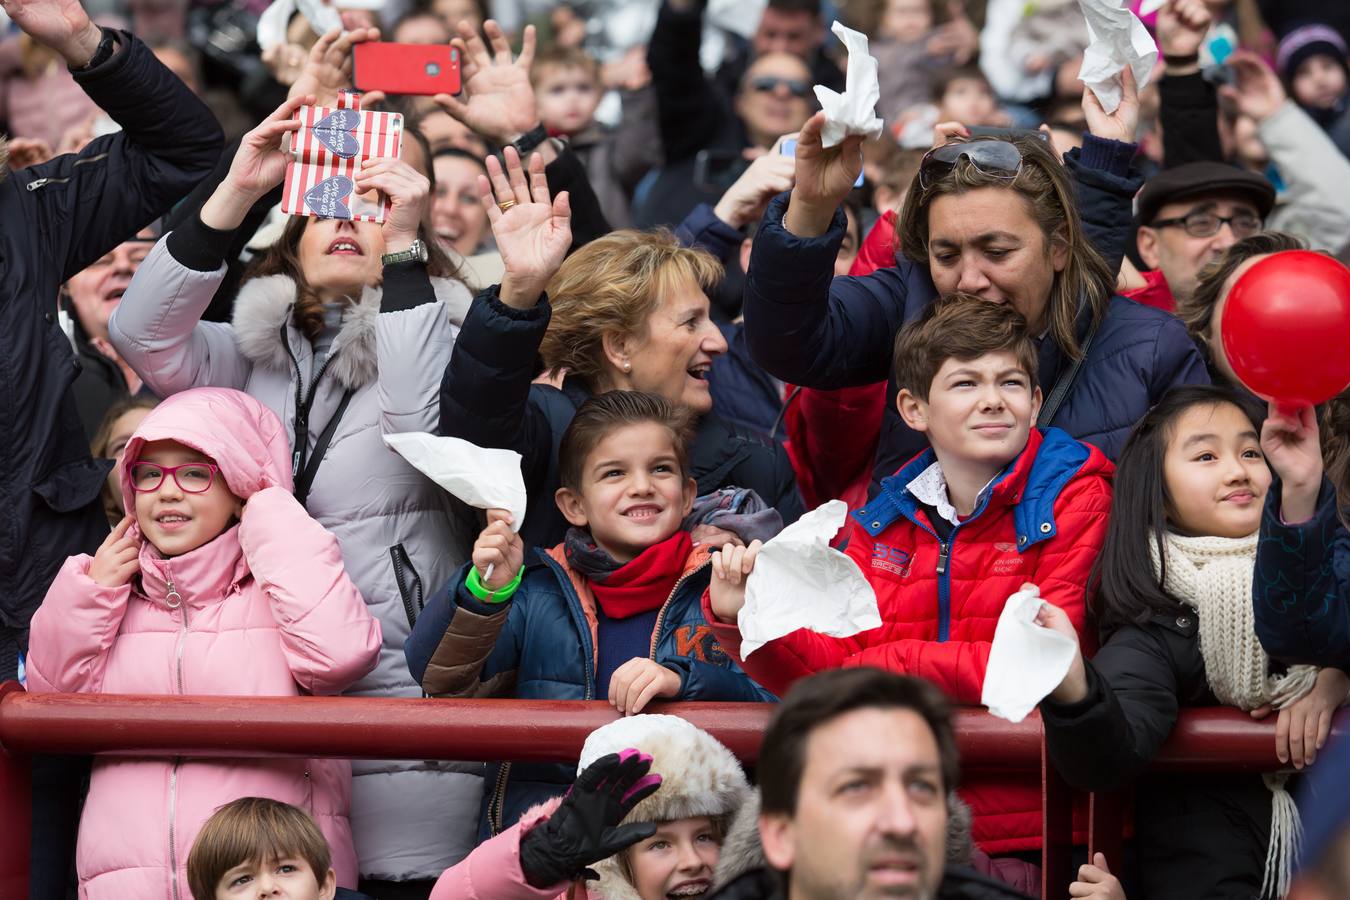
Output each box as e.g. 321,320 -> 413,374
282,92 -> 404,223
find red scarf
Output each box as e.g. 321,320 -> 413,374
567,530 -> 693,620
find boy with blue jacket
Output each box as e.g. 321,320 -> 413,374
405,390 -> 773,837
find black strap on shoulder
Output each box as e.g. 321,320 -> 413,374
1040,310 -> 1101,428
294,389 -> 354,506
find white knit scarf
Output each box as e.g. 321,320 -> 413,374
1151,530 -> 1319,899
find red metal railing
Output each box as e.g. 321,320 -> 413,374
0,682 -> 1332,900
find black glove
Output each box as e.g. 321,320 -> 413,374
519,750 -> 663,887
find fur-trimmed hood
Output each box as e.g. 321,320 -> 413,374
231,273 -> 469,392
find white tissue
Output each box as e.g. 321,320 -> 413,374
1076,0 -> 1157,115
1138,0 -> 1166,15
813,22 -> 885,149
383,433 -> 527,533
707,0 -> 767,40
257,0 -> 344,53
739,500 -> 881,657
981,585 -> 1079,723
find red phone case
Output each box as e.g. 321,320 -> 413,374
352,42 -> 461,96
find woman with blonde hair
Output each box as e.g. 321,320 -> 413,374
439,149 -> 804,549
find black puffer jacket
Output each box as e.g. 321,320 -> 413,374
1041,613 -> 1276,900
0,30 -> 222,651
438,286 -> 804,549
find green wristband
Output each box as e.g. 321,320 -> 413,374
465,565 -> 523,604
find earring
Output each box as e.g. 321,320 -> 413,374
623,362 -> 631,372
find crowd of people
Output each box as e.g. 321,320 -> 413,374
4,0 -> 1350,896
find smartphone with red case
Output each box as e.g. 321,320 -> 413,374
352,42 -> 461,96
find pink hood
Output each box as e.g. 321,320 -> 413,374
27,388 -> 381,898
119,386 -> 294,517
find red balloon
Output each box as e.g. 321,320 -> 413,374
1219,250 -> 1350,406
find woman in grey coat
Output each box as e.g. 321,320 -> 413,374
108,96 -> 480,897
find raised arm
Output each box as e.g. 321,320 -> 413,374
647,0 -> 727,165
1155,0 -> 1224,168
406,514 -> 528,697
239,487 -> 382,695
108,97 -> 312,395
438,147 -> 571,487
1,0 -> 223,284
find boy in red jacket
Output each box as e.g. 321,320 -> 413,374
704,293 -> 1112,856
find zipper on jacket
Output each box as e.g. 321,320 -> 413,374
648,560 -> 712,660
168,758 -> 182,900
487,761 -> 512,835
166,560 -> 187,900
25,153 -> 110,191
389,544 -> 424,630
542,554 -> 596,702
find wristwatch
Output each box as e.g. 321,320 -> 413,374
509,124 -> 549,157
380,239 -> 428,267
73,28 -> 117,71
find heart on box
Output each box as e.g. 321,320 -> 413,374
312,109 -> 362,158
304,175 -> 355,219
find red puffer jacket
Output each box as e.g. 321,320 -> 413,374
706,427 -> 1112,853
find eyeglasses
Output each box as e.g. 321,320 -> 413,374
748,75 -> 810,98
1149,211 -> 1263,238
919,140 -> 1024,191
129,461 -> 222,494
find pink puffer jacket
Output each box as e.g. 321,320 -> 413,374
27,388 -> 382,900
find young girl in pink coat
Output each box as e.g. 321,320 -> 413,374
26,387 -> 382,900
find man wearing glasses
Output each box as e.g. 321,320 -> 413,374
1128,161 -> 1276,311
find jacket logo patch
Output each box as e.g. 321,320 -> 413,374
991,549 -> 1024,574
872,543 -> 912,577
675,625 -> 729,664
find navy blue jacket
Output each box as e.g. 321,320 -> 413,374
1254,478 -> 1350,668
404,544 -> 773,836
437,287 -> 804,548
741,149 -> 1210,490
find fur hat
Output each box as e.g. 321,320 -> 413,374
578,715 -> 751,899
578,715 -> 750,827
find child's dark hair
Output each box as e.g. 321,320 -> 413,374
931,64 -> 991,104
891,293 -> 1039,402
558,391 -> 696,492
1091,384 -> 1265,635
186,797 -> 331,900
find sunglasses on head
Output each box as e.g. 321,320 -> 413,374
749,75 -> 810,98
918,140 -> 1024,191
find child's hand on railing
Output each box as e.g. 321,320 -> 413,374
608,658 -> 681,716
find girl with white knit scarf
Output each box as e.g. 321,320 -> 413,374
1036,386 -> 1350,900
